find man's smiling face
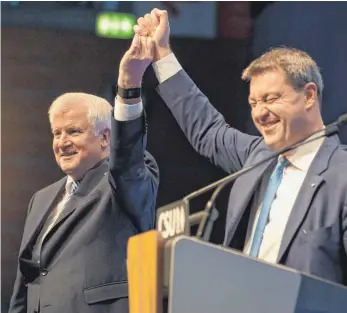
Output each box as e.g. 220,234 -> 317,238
51,102 -> 106,180
249,69 -> 310,152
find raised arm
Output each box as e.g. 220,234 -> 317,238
109,115 -> 159,233
109,33 -> 159,233
135,9 -> 262,174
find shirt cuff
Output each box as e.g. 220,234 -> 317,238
152,53 -> 183,84
113,98 -> 143,121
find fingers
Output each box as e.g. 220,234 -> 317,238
129,34 -> 153,60
139,35 -> 147,57
134,24 -> 147,36
151,10 -> 160,27
133,25 -> 141,34
141,36 -> 154,60
144,13 -> 151,24
127,33 -> 140,55
151,8 -> 169,27
135,9 -> 168,37
136,17 -> 148,35
138,14 -> 153,35
143,13 -> 154,35
147,38 -> 155,59
137,17 -> 145,25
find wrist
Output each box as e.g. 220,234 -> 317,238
116,85 -> 141,105
154,45 -> 172,62
116,95 -> 141,105
117,72 -> 142,89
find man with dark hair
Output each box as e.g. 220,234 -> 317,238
131,8 -> 347,285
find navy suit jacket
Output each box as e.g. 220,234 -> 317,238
9,114 -> 159,313
157,69 -> 347,285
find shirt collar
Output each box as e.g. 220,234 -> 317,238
283,130 -> 325,172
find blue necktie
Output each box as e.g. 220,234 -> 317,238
249,157 -> 290,257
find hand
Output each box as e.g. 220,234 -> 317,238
134,8 -> 172,61
118,33 -> 154,89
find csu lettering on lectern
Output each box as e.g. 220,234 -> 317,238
157,205 -> 186,239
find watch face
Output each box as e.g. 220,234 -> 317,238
117,86 -> 141,99
128,90 -> 136,97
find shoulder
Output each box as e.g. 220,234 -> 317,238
34,176 -> 66,197
243,137 -> 272,165
324,142 -> 347,191
330,142 -> 347,164
25,177 -> 66,214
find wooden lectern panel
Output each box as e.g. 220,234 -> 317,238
127,230 -> 165,313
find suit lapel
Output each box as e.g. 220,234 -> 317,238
277,135 -> 340,262
46,159 -> 109,236
52,189 -> 101,228
276,174 -> 324,262
225,155 -> 276,246
21,178 -> 66,254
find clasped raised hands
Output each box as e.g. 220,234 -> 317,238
118,8 -> 172,90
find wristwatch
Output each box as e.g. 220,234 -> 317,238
116,85 -> 141,99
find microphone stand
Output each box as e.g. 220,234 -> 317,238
195,123 -> 342,240
156,113 -> 346,241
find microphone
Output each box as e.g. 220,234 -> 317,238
156,113 -> 346,240
196,114 -> 347,239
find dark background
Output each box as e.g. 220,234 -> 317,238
2,2 -> 347,311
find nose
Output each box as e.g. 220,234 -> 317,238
57,133 -> 72,150
252,104 -> 269,124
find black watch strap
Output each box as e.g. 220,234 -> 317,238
116,85 -> 141,99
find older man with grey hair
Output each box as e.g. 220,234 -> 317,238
9,33 -> 159,313
129,8 -> 347,285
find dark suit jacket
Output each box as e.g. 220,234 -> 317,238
9,114 -> 159,313
157,69 -> 347,285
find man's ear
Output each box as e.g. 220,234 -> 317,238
100,129 -> 111,149
304,82 -> 318,110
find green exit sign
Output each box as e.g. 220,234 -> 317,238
96,12 -> 136,39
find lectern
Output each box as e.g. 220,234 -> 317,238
127,230 -> 347,313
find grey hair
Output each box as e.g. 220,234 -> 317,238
48,92 -> 112,135
242,47 -> 324,104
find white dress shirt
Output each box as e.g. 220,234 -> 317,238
113,99 -> 143,121
149,52 -> 326,263
243,136 -> 324,263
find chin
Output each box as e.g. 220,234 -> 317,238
264,137 -> 284,152
61,168 -> 72,175
60,164 -> 75,174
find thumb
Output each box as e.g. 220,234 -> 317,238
128,33 -> 140,55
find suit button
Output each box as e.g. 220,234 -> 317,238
41,269 -> 48,276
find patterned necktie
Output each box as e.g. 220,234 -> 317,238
249,157 -> 290,257
36,180 -> 81,248
65,180 -> 81,204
